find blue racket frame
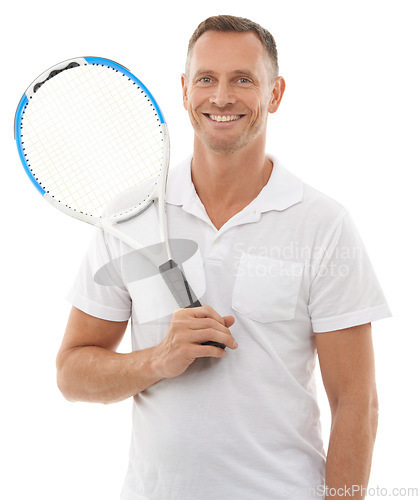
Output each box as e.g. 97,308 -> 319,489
14,56 -> 166,198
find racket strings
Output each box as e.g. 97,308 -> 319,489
20,64 -> 164,217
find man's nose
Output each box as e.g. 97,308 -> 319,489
209,82 -> 236,107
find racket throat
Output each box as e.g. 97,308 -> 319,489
159,259 -> 201,308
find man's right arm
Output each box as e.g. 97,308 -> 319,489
56,306 -> 237,404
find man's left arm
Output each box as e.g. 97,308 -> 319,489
315,323 -> 379,499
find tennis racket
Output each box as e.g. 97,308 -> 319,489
14,56 -> 225,349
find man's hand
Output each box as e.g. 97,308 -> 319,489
57,306 -> 237,404
153,306 -> 237,379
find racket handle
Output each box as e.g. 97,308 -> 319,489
159,259 -> 199,308
159,260 -> 226,350
185,299 -> 202,308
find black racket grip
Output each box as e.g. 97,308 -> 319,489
159,260 -> 226,350
185,300 -> 226,350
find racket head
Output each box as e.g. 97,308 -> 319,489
14,57 -> 168,224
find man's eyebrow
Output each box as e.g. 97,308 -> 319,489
231,69 -> 257,77
192,69 -> 259,80
231,69 -> 260,81
192,70 -> 215,78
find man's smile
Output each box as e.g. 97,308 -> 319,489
207,114 -> 242,122
203,113 -> 245,123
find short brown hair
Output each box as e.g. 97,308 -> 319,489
186,15 -> 279,81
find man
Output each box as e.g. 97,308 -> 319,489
57,15 -> 391,500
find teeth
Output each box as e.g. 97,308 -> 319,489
209,114 -> 241,122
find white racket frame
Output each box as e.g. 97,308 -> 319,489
16,57 -> 172,268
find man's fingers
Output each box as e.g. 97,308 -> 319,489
186,305 -> 226,325
192,344 -> 227,359
189,329 -> 238,350
182,307 -> 236,332
223,315 -> 235,328
187,317 -> 231,334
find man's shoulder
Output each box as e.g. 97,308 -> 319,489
270,157 -> 347,225
290,176 -> 349,234
302,181 -> 346,216
166,157 -> 193,206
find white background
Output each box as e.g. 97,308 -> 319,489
1,1 -> 417,498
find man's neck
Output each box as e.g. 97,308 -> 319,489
190,137 -> 273,230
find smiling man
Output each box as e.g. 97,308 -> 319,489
57,15 -> 391,500
181,27 -> 284,230
182,30 -> 281,155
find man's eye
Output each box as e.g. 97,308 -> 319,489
238,78 -> 250,84
199,77 -> 212,83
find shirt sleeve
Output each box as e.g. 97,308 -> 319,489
308,211 -> 391,333
66,229 -> 132,322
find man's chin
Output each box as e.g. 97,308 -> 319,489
193,123 -> 264,156
197,134 -> 246,155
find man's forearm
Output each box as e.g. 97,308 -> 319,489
56,346 -> 164,404
325,401 -> 379,499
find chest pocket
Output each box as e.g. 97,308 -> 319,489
232,253 -> 304,323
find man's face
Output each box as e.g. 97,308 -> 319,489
182,31 -> 284,155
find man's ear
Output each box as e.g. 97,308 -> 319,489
181,73 -> 188,110
268,76 -> 286,113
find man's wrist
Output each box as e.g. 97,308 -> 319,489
130,346 -> 166,393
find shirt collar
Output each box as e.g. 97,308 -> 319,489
165,155 -> 304,214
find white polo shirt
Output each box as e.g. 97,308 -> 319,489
68,156 -> 391,500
